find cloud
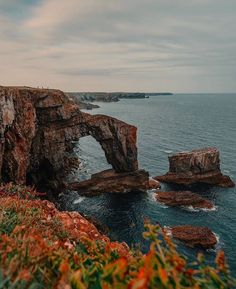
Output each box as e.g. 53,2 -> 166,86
0,0 -> 236,92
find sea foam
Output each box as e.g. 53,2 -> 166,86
73,197 -> 86,204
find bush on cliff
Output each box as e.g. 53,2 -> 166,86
0,183 -> 235,289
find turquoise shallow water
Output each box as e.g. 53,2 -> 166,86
60,94 -> 236,274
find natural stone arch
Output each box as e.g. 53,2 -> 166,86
76,113 -> 138,173
0,86 -> 139,188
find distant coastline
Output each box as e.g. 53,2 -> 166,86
66,91 -> 173,104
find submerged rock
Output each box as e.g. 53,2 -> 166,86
0,86 -> 138,193
170,225 -> 217,249
155,148 -> 235,187
67,169 -> 150,195
156,191 -> 214,209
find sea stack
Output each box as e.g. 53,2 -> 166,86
155,147 -> 235,187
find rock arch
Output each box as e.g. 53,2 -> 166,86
0,86 -> 138,188
76,112 -> 138,172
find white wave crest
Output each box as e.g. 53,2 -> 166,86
73,197 -> 86,204
207,233 -> 221,252
182,205 -> 218,212
163,150 -> 173,154
163,226 -> 172,237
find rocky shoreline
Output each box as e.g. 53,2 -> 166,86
0,85 -> 235,252
0,86 -> 138,193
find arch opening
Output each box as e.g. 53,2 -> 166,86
73,135 -> 112,181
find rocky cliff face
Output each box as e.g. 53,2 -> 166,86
155,148 -> 234,187
168,148 -> 220,174
0,86 -> 138,192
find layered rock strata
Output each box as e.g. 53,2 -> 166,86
155,148 -> 234,187
0,86 -> 138,192
67,169 -> 150,195
156,191 -> 214,209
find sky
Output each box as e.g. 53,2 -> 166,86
0,0 -> 236,93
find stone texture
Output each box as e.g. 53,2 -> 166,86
156,191 -> 214,209
0,86 -> 138,192
170,225 -> 217,249
155,148 -> 234,187
148,178 -> 161,190
67,169 -> 150,195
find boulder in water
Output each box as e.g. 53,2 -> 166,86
170,225 -> 217,249
156,191 -> 214,209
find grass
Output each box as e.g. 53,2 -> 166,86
0,183 -> 235,289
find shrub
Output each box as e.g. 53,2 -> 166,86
0,188 -> 235,289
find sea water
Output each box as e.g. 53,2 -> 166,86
60,93 -> 236,274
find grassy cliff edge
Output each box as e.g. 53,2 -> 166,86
0,183 -> 235,289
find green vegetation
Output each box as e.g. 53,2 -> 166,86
0,184 -> 235,289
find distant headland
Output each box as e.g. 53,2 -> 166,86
67,91 -> 173,103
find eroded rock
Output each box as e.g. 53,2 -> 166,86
0,86 -> 138,192
155,148 -> 235,187
67,169 -> 150,195
170,225 -> 217,249
148,178 -> 161,190
156,191 -> 214,209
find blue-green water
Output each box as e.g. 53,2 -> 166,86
60,94 -> 236,274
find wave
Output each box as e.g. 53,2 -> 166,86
163,150 -> 173,154
207,233 -> 221,252
147,191 -> 168,208
163,226 -> 172,237
73,197 -> 86,204
182,205 -> 218,212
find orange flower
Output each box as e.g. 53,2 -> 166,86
59,260 -> 70,275
18,269 -> 31,282
158,267 -> 168,284
216,250 -> 227,271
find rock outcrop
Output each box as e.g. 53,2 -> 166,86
67,169 -> 150,195
0,86 -> 138,192
155,148 -> 235,187
170,225 -> 217,249
156,191 -> 214,209
148,178 -> 161,190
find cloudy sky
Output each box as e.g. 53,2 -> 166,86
0,0 -> 236,92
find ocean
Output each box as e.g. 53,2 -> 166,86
60,93 -> 236,274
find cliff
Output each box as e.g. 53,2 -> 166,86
0,86 -> 138,192
67,92 -> 119,102
67,92 -> 147,102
